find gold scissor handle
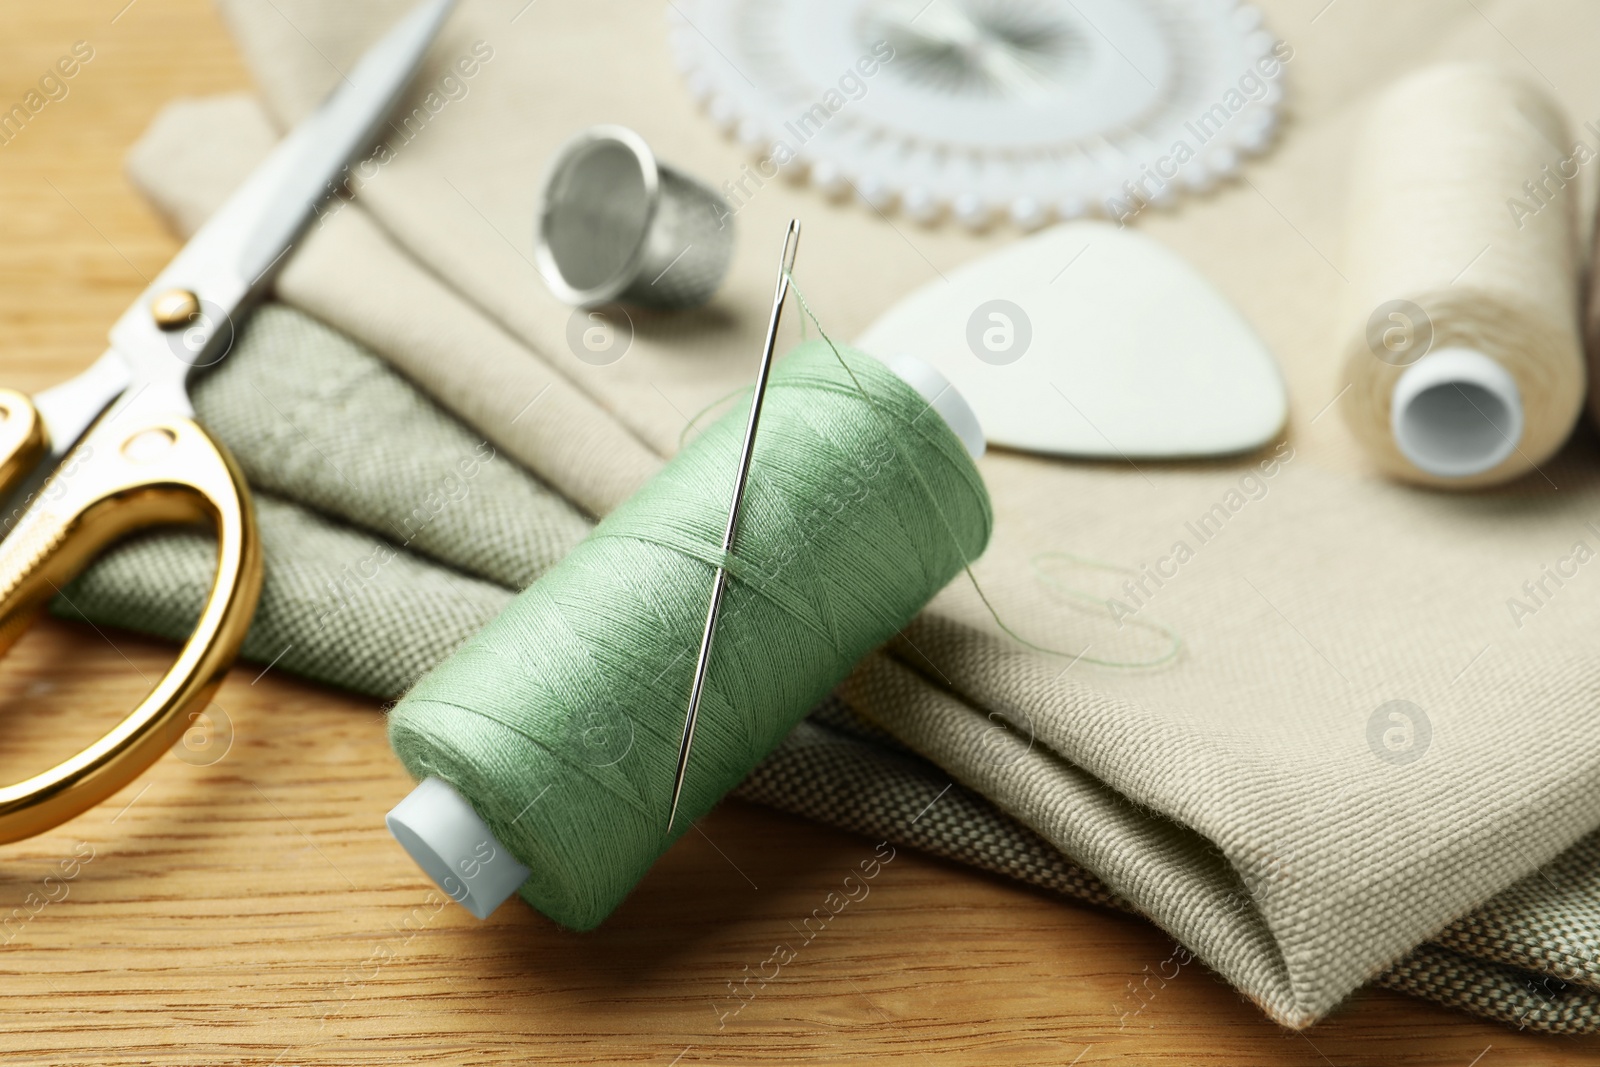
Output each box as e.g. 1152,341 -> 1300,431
0,409 -> 262,844
0,388 -> 47,501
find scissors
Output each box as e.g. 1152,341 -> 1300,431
0,0 -> 454,845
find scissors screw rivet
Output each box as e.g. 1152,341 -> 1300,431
122,428 -> 177,463
151,289 -> 201,331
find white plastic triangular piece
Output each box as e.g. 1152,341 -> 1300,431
856,222 -> 1288,458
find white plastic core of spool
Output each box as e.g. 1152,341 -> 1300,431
386,777 -> 528,920
1390,347 -> 1523,479
884,353 -> 986,460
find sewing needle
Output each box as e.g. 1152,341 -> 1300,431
667,219 -> 801,833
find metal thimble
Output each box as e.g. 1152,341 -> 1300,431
534,125 -> 734,310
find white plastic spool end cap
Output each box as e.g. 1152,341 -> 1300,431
386,777 -> 530,920
886,353 -> 986,460
1390,347 -> 1523,479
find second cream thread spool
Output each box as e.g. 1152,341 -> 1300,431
1338,64 -> 1585,488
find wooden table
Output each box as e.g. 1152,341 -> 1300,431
2,2 -> 1598,1063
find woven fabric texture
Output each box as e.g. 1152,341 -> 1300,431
55,301 -> 1600,1032
188,303 -> 591,589
738,703 -> 1600,1036
144,0 -> 1600,1025
59,493 -> 510,699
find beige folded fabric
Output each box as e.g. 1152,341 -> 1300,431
64,296 -> 1600,1033
129,96 -> 659,520
129,0 -> 1600,1026
183,304 -> 591,589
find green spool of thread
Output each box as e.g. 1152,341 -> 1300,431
385,340 -> 991,929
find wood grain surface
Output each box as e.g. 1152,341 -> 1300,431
1,2 -> 1599,1064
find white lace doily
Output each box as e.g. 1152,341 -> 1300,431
668,0 -> 1286,230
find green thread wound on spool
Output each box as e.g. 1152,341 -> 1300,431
387,341 -> 992,930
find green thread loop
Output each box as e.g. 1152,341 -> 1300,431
785,278 -> 1181,673
1029,552 -> 1183,668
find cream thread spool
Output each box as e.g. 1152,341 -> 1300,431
1338,64 -> 1585,487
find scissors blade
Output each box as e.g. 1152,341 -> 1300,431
107,0 -> 454,385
